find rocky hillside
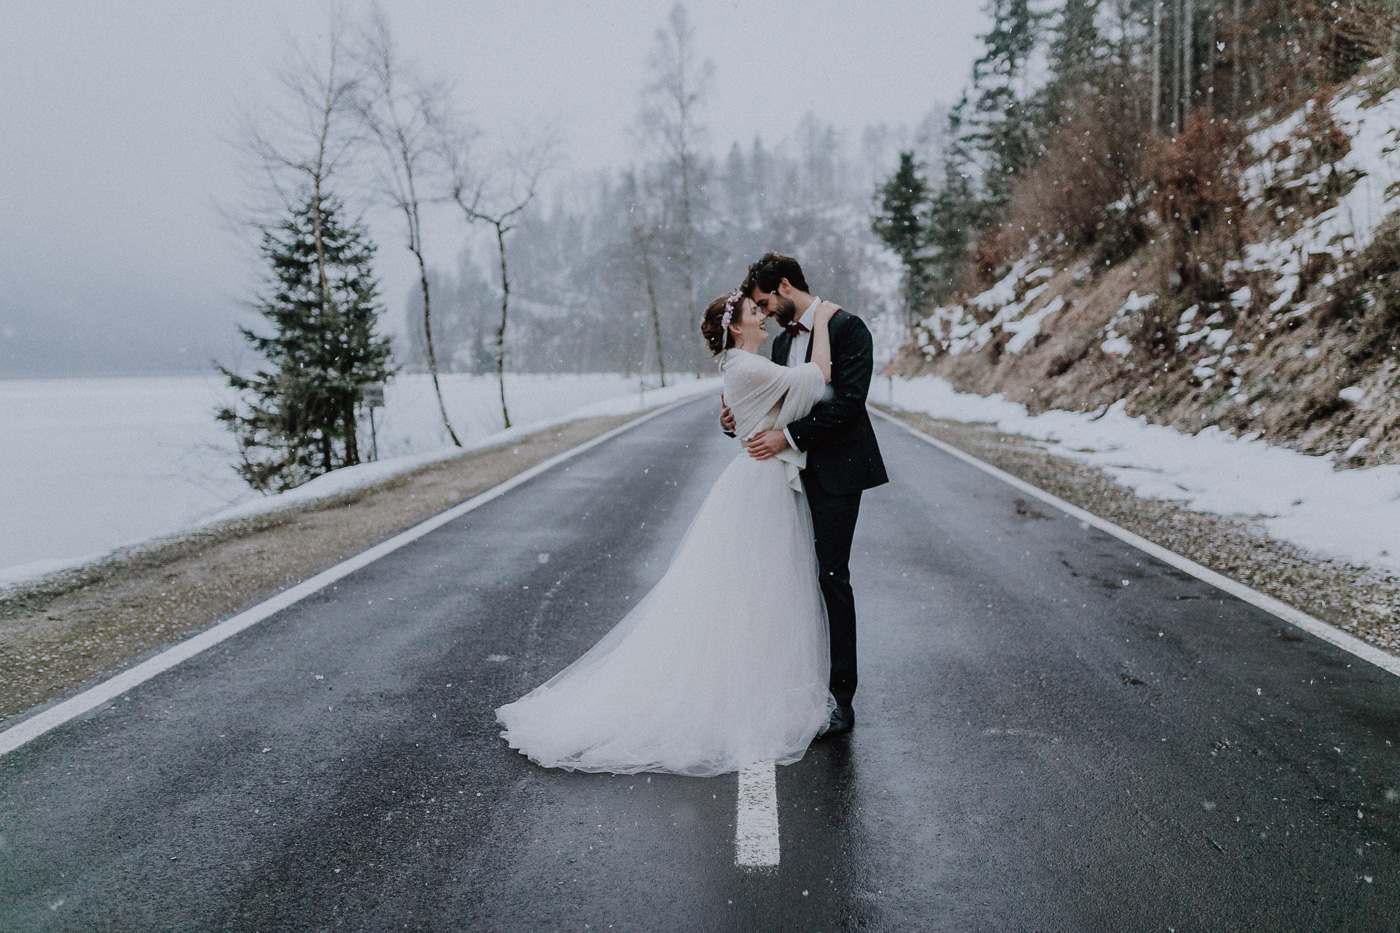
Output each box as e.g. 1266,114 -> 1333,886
898,63 -> 1400,469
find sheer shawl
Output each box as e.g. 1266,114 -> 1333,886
721,350 -> 826,491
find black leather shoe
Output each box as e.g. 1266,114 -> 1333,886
820,704 -> 854,737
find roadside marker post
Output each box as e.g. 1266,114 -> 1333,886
363,382 -> 385,461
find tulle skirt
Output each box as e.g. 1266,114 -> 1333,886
496,451 -> 835,777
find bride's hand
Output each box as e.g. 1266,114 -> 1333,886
814,300 -> 841,324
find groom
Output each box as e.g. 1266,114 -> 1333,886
721,252 -> 888,736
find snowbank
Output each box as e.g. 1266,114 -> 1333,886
205,377 -> 720,526
0,374 -> 720,589
891,376 -> 1400,577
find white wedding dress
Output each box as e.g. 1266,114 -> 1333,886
495,349 -> 835,777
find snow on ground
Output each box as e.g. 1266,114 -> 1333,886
1242,77 -> 1400,312
0,375 -> 240,582
891,376 -> 1400,577
1100,291 -> 1156,359
205,376 -> 720,527
913,260 -> 1069,359
0,373 -> 718,586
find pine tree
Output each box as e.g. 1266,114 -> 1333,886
926,95 -> 985,301
217,192 -> 394,492
1043,0 -> 1105,121
721,141 -> 752,230
966,0 -> 1042,215
872,151 -> 934,325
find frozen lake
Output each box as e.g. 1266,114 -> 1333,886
0,372 -> 686,580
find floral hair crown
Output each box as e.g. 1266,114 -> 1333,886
720,287 -> 742,330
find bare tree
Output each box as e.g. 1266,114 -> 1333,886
236,17 -> 362,290
356,10 -> 461,446
622,170 -> 668,388
442,132 -> 552,428
1152,0 -> 1163,131
639,3 -> 713,377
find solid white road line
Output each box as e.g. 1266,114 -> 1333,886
735,759 -> 780,869
0,394 -> 712,758
872,407 -> 1400,679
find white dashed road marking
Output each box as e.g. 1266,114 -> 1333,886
735,759 -> 780,869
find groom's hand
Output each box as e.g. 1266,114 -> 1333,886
744,430 -> 789,460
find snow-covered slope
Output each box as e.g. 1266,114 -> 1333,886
893,62 -> 1400,580
901,62 -> 1400,472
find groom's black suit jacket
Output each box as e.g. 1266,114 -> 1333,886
772,309 -> 888,496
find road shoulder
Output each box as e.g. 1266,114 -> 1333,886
0,413 -> 638,723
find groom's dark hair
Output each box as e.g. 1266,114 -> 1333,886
744,252 -> 809,297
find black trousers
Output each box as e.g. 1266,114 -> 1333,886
802,473 -> 862,708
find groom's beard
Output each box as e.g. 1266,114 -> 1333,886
770,294 -> 799,326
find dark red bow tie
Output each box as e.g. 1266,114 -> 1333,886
783,322 -> 809,338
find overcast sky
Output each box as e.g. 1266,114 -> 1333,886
0,1 -> 988,376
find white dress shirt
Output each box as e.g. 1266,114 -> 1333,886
784,298 -> 818,370
782,298 -> 819,452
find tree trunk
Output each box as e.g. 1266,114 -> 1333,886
1152,0 -> 1163,132
679,153 -> 698,379
1172,0 -> 1183,131
1232,0 -> 1242,112
400,121 -> 460,448
1205,1 -> 1215,112
493,222 -> 512,429
309,169 -> 362,468
414,234 -> 461,447
641,240 -> 667,388
1183,0 -> 1195,121
310,179 -> 333,323
309,175 -> 358,466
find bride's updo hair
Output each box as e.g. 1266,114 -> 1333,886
700,291 -> 741,356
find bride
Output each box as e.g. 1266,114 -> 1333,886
495,289 -> 841,777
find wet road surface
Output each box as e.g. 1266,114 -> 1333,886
2,396 -> 1398,931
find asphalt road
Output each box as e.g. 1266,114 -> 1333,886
2,396 -> 1398,932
